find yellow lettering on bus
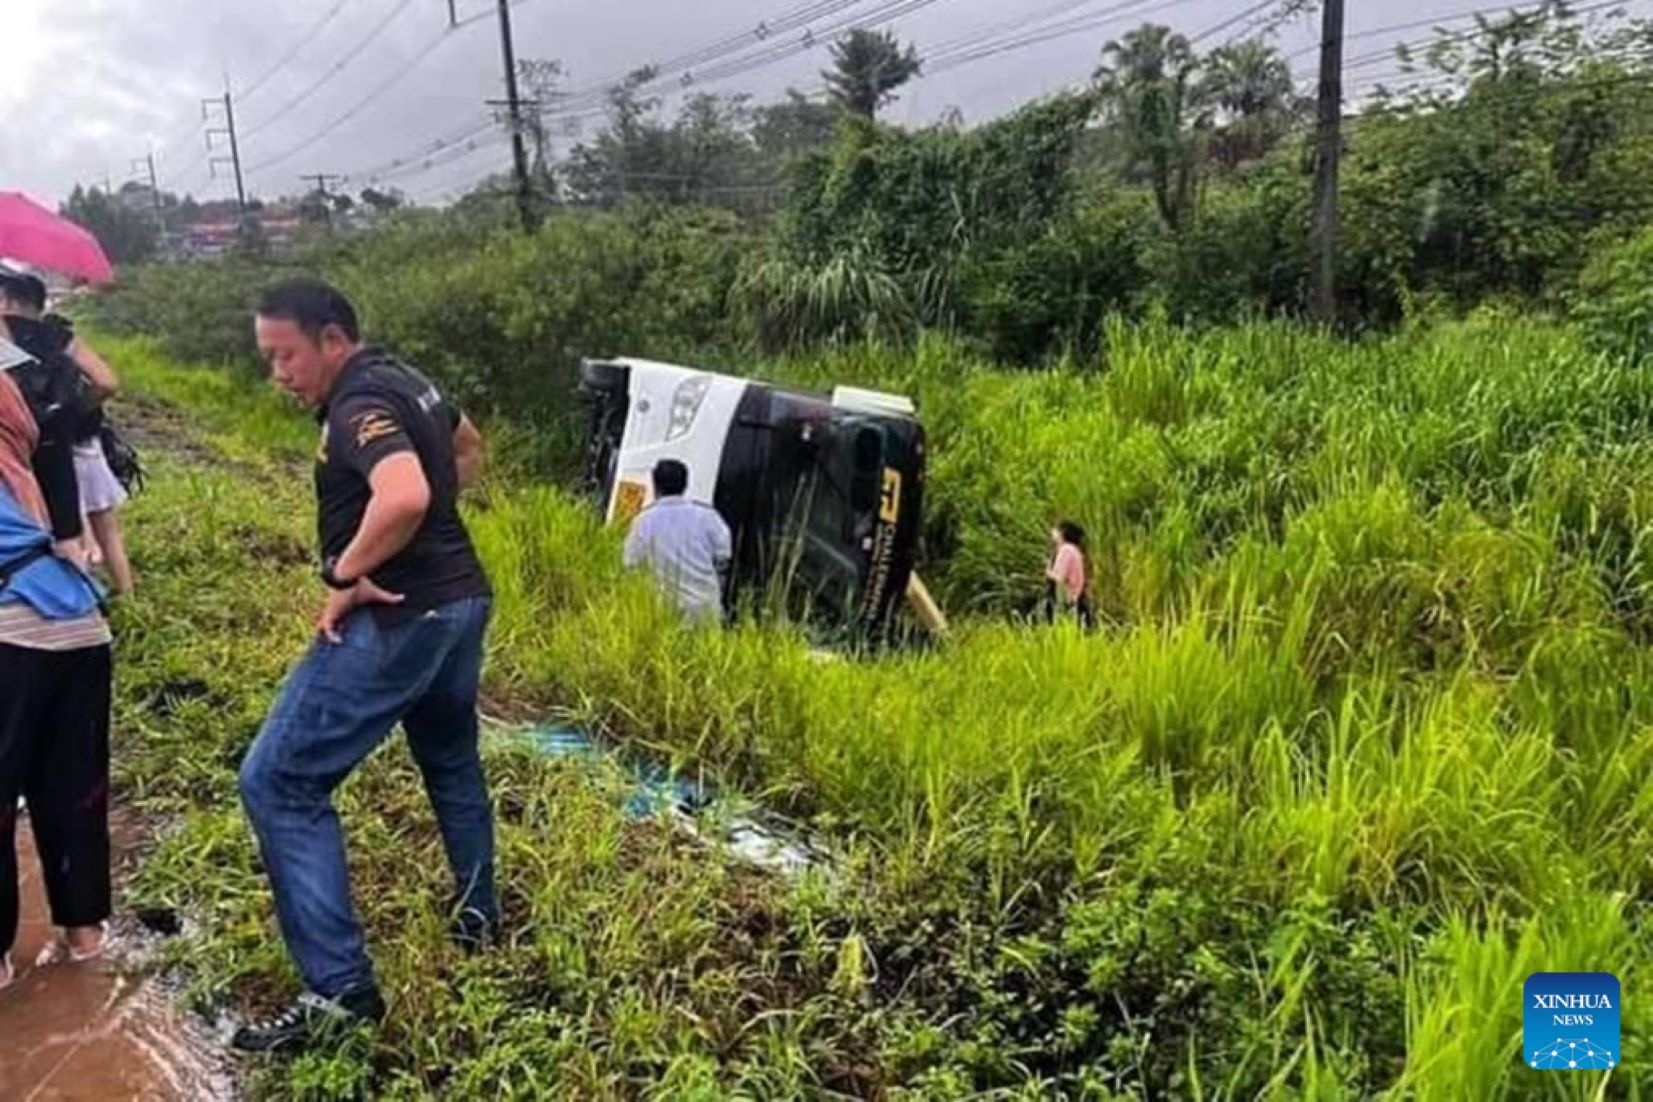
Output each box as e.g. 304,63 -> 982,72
880,468 -> 902,524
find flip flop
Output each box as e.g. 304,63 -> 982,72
0,952 -> 13,991
34,922 -> 110,967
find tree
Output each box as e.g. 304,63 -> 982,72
359,188 -> 404,214
60,185 -> 161,266
751,90 -> 841,167
298,190 -> 332,226
1095,24 -> 1204,230
1198,39 -> 1302,169
563,68 -> 674,205
517,57 -> 567,190
824,30 -> 922,119
563,73 -> 772,211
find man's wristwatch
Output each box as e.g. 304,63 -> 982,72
320,556 -> 358,591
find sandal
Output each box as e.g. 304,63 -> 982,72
0,952 -> 13,991
34,922 -> 110,967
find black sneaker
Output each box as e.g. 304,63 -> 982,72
230,987 -> 385,1054
449,906 -> 499,955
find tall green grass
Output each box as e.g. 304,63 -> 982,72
101,313 -> 1650,1098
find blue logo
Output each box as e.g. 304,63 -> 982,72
1525,973 -> 1620,1071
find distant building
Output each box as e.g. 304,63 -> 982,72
179,211 -> 304,258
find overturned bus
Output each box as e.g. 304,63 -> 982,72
580,357 -> 927,635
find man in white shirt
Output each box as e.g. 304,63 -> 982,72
623,459 -> 733,624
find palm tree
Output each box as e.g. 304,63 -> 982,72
825,29 -> 923,120
1095,24 -> 1203,230
1198,39 -> 1302,169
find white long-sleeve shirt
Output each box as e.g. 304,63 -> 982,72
623,496 -> 733,623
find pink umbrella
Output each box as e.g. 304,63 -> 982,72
0,191 -> 115,284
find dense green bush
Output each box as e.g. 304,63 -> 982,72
90,58 -> 1653,421
83,254 -> 301,369
955,193 -> 1159,363
88,206 -> 755,475
1575,222 -> 1653,365
334,204 -> 752,469
1144,156 -> 1309,323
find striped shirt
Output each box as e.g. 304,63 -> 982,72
0,600 -> 109,651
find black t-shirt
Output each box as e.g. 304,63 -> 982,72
315,348 -> 489,621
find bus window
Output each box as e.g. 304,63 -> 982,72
850,427 -> 883,514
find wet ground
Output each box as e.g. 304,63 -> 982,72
0,816 -> 233,1101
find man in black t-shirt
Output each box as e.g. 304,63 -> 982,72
234,279 -> 496,1053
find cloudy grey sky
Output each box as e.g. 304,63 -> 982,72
1,0 -> 1632,208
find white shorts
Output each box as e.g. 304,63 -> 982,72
74,439 -> 127,515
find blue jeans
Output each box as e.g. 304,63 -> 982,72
239,596 -> 495,998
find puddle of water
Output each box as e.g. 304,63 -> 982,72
0,815 -> 236,1102
510,724 -> 827,877
4,721 -> 824,1099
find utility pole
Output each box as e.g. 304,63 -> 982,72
1309,0 -> 1345,326
487,93 -> 545,172
203,88 -> 248,217
130,151 -> 169,256
302,172 -> 346,230
131,152 -> 165,224
494,0 -> 538,231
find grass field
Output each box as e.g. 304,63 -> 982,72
104,317 -> 1649,1099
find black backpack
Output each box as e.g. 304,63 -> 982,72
98,422 -> 145,496
3,317 -> 99,446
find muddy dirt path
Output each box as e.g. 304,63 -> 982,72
2,392 -> 241,1100
1,816 -> 233,1101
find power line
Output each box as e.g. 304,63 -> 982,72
371,130 -> 512,185
917,0 -> 1283,84
379,0 -> 947,165
403,158 -> 509,204
1188,0 -> 1279,46
926,0 -> 1151,60
1286,2 -> 1527,61
241,0 -> 422,140
1287,0 -> 1644,101
671,0 -> 954,93
544,0 -> 955,118
342,115 -> 498,183
155,149 -> 211,197
642,0 -> 870,85
930,0 -> 1180,63
1331,0 -> 1638,71
532,0 -> 870,116
247,24 -> 462,178
293,0 -> 531,186
926,0 -> 1196,75
1346,64 -> 1653,103
306,0 -> 869,188
346,0 -> 1296,194
241,0 -> 361,100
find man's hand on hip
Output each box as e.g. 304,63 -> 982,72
318,577 -> 405,643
